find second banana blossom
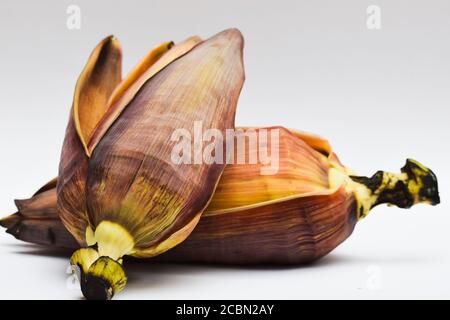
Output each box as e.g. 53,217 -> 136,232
1,127 -> 440,265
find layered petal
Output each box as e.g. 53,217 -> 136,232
57,36 -> 122,243
87,36 -> 202,153
58,35 -> 202,246
161,187 -> 357,264
206,127 -> 330,212
85,29 -> 245,257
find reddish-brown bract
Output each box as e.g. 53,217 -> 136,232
2,128 -> 358,264
160,188 -> 357,264
57,37 -> 122,244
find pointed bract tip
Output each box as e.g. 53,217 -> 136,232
0,213 -> 20,229
106,34 -> 118,43
220,28 -> 243,37
13,199 -> 25,211
109,35 -> 122,49
212,28 -> 244,46
99,35 -> 122,54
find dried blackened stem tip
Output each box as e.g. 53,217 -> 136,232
80,257 -> 124,300
82,273 -> 114,300
71,248 -> 127,300
350,159 -> 440,219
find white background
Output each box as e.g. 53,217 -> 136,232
0,0 -> 449,299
